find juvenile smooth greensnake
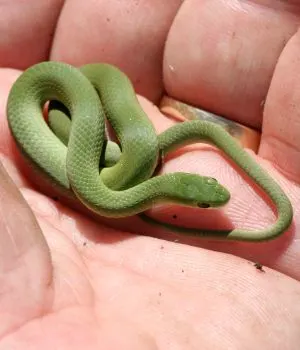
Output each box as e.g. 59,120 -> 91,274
6,61 -> 293,241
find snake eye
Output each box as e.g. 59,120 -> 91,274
197,203 -> 210,208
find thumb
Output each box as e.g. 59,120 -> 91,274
0,161 -> 52,337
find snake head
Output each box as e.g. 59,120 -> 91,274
173,174 -> 230,209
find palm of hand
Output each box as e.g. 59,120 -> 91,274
1,164 -> 298,349
0,1 -> 300,349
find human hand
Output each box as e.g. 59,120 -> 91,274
0,1 -> 299,349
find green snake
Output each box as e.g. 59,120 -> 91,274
6,61 -> 293,241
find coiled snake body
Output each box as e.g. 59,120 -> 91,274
6,62 -> 293,241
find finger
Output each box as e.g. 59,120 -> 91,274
0,68 -> 33,190
0,0 -> 63,68
0,162 -> 52,337
0,69 -> 22,157
163,0 -> 300,127
260,29 -> 300,183
50,0 -> 183,102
